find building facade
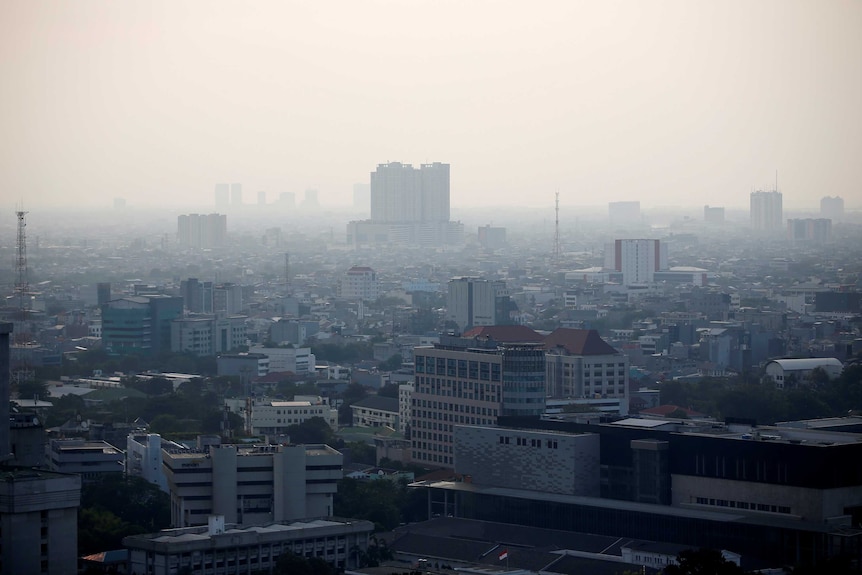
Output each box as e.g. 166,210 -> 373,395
340,266 -> 379,301
225,397 -> 338,436
446,277 -> 512,332
171,314 -> 247,357
163,443 -> 343,528
177,213 -> 227,248
47,438 -> 124,483
604,239 -> 668,285
750,190 -> 783,232
124,516 -> 374,575
411,334 -> 545,468
544,328 -> 629,408
126,433 -> 187,493
454,425 -> 600,497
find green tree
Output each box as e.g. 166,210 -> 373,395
15,378 -> 49,401
378,353 -> 403,372
286,417 -> 336,445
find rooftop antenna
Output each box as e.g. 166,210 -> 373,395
12,207 -> 34,387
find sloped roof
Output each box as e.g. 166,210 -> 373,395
543,328 -> 619,356
351,395 -> 399,413
462,325 -> 543,342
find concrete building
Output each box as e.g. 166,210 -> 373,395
604,239 -> 668,285
347,162 -> 464,247
171,314 -> 247,357
126,433 -> 187,493
215,183 -> 230,209
787,218 -> 832,244
455,425 -> 600,497
124,516 -> 374,575
230,182 -> 242,207
412,329 -> 546,467
703,205 -> 725,224
251,345 -> 316,375
544,328 -> 629,410
446,277 -> 513,332
415,415 -> 862,566
398,383 -> 413,435
163,443 -> 343,527
820,195 -> 843,221
269,319 -> 319,346
102,295 -> 183,356
478,225 -> 507,249
217,352 -> 270,378
750,190 -> 783,232
47,438 -> 125,482
765,358 -> 844,388
177,213 -> 227,248
0,323 -> 82,575
351,396 -> 399,429
225,396 -> 338,436
340,266 -> 379,301
0,469 -> 82,575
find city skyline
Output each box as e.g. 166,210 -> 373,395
2,1 -> 860,211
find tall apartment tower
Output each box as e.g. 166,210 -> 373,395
604,239 -> 668,285
215,184 -> 230,209
370,162 -> 450,223
820,196 -> 844,222
230,183 -> 243,207
750,190 -> 783,232
703,205 -> 725,224
177,213 -> 227,248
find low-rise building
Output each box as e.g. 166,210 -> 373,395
47,438 -> 124,483
124,515 -> 374,575
351,396 -> 399,429
217,352 -> 269,378
225,396 -> 338,436
765,358 -> 844,388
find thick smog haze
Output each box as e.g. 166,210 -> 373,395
1,0 -> 860,212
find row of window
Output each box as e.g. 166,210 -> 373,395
694,497 -> 791,514
501,436 -> 559,449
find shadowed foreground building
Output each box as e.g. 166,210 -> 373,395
413,415 -> 862,567
124,516 -> 374,575
0,323 -> 82,575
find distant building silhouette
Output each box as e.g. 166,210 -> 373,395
608,201 -> 641,226
348,162 -> 463,247
230,183 -> 243,207
750,190 -> 783,232
604,239 -> 668,285
703,205 -> 725,224
820,196 -> 844,221
177,213 -> 227,249
787,218 -> 832,244
214,183 -> 230,209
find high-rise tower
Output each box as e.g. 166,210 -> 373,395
750,190 -> 783,232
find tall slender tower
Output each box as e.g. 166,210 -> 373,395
553,192 -> 561,264
12,210 -> 33,386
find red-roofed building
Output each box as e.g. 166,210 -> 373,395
544,328 -> 629,411
341,266 -> 379,301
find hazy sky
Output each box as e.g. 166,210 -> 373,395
2,0 -> 860,211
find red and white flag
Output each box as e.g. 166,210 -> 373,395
498,549 -> 509,561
